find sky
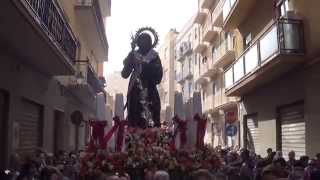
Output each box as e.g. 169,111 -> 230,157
104,0 -> 198,77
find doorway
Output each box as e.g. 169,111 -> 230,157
244,113 -> 259,153
53,110 -> 64,154
0,90 -> 9,170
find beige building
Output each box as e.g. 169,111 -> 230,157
0,0 -> 111,169
191,0 -> 239,147
175,17 -> 196,104
105,71 -> 129,116
158,29 -> 178,122
221,0 -> 320,157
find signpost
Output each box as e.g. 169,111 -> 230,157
226,124 -> 237,137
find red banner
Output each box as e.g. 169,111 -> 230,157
194,114 -> 207,149
173,115 -> 188,149
225,111 -> 237,124
88,120 -> 107,150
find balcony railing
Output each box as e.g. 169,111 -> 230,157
200,0 -> 216,10
194,11 -> 206,24
25,0 -> 78,63
225,19 -> 304,95
183,66 -> 193,79
223,0 -> 256,29
77,61 -> 104,93
202,17 -> 220,43
214,88 -> 237,109
212,0 -> 224,27
223,0 -> 236,22
203,94 -> 214,113
176,47 -> 184,61
182,41 -> 192,55
212,34 -> 235,68
176,72 -> 184,84
193,33 -> 207,54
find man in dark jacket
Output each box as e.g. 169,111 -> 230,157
122,33 -> 163,129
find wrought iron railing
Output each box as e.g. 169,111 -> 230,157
25,0 -> 78,64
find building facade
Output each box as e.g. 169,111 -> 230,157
158,29 -> 178,122
175,18 -> 196,104
0,0 -> 111,169
105,71 -> 129,118
222,0 -> 320,157
191,0 -> 240,147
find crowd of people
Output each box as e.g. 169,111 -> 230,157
1,127 -> 320,180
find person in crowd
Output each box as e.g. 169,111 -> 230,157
315,153 -> 320,168
154,170 -> 170,180
262,156 -> 288,180
304,159 -> 317,180
287,151 -> 298,168
190,169 -> 214,180
239,149 -> 255,180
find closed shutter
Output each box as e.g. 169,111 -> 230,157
246,115 -> 259,153
280,103 -> 305,159
18,100 -> 43,155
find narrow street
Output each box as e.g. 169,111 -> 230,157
1,0 -> 320,179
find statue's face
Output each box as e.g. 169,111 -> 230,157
137,33 -> 152,52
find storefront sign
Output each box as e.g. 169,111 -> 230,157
225,111 -> 237,124
226,124 -> 237,137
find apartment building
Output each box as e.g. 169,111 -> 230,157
0,0 -> 111,168
158,29 -> 178,122
192,0 -> 240,147
222,0 -> 320,157
175,18 -> 196,104
106,71 -> 128,117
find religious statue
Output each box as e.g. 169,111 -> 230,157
121,27 -> 163,129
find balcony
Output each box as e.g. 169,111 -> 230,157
225,19 -> 304,96
212,35 -> 235,69
183,67 -> 193,80
194,11 -> 206,24
175,47 -> 184,62
212,0 -> 224,27
196,58 -> 214,84
56,61 -> 104,106
200,0 -> 216,10
182,42 -> 193,56
0,0 -> 78,75
202,18 -> 220,43
203,94 -> 214,113
213,89 -> 238,111
223,0 -> 256,30
75,0 -> 109,62
176,72 -> 185,84
176,41 -> 192,61
194,35 -> 207,54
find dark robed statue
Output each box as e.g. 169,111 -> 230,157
121,27 -> 163,129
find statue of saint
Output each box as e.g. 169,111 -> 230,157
121,28 -> 163,129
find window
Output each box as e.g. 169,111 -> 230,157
195,54 -> 198,65
188,83 -> 192,98
202,56 -> 208,64
164,47 -> 168,59
213,82 -> 218,95
212,46 -> 217,59
202,90 -> 206,102
244,33 -> 252,48
194,28 -> 198,39
280,0 -> 289,17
